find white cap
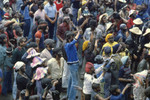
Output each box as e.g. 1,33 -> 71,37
3,0 -> 9,5
13,61 -> 25,71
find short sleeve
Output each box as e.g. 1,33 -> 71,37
35,31 -> 42,39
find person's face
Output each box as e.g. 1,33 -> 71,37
102,16 -> 107,23
89,67 -> 95,74
108,35 -> 114,43
125,58 -> 131,67
20,39 -> 26,47
20,64 -> 26,73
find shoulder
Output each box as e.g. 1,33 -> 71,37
47,58 -> 56,64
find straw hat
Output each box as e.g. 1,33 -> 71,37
99,13 -> 108,23
26,48 -> 40,59
144,43 -> 150,48
129,10 -> 135,17
118,0 -> 126,3
129,27 -> 142,35
133,18 -> 143,25
143,28 -> 150,36
34,67 -> 47,80
106,23 -> 113,32
13,61 -> 25,71
31,57 -> 46,68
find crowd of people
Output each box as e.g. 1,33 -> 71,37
0,0 -> 150,100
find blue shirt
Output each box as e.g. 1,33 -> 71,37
44,3 -> 57,18
115,30 -> 126,42
20,6 -> 30,20
110,94 -> 124,100
64,39 -> 79,63
134,0 -> 144,5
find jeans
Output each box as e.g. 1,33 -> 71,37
72,7 -> 78,26
2,71 -> 12,95
23,19 -> 31,37
47,18 -> 55,39
67,62 -> 79,100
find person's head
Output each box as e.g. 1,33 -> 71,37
85,62 -> 95,74
82,7 -> 91,18
133,18 -> 143,27
94,55 -> 104,64
92,83 -> 101,93
113,13 -> 121,22
63,16 -> 70,26
109,85 -> 121,96
129,27 -> 142,39
38,1 -> 44,10
120,23 -> 127,32
44,39 -> 55,50
129,10 -> 136,19
3,1 -> 9,9
89,19 -> 97,31
16,28 -> 23,37
62,6 -> 69,15
52,47 -> 62,59
105,33 -> 114,43
18,37 -> 26,47
6,47 -> 13,56
0,34 -> 7,46
99,13 -> 108,24
104,46 -> 111,57
49,0 -> 54,5
22,0 -> 28,4
35,16 -> 41,25
65,31 -> 75,42
14,61 -> 26,73
121,56 -> 131,67
39,20 -> 48,33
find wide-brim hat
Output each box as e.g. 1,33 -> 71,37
118,0 -> 126,3
106,22 -> 113,32
143,28 -> 150,36
133,18 -> 143,25
129,10 -> 135,17
6,47 -> 13,53
26,48 -> 40,59
99,13 -> 108,23
13,61 -> 25,71
34,67 -> 48,80
31,57 -> 46,68
144,42 -> 150,48
129,27 -> 142,35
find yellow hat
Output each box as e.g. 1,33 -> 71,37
82,41 -> 90,51
105,33 -> 113,42
143,28 -> 150,36
82,1 -> 87,5
129,27 -> 142,35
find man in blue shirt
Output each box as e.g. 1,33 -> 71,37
44,0 -> 57,39
64,30 -> 81,100
110,84 -> 130,100
21,0 -> 31,37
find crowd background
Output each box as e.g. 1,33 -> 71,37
0,0 -> 150,100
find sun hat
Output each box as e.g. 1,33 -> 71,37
4,13 -> 9,19
31,57 -> 46,68
144,42 -> 150,48
26,48 -> 40,59
129,10 -> 135,17
129,27 -> 142,35
118,0 -> 126,3
106,23 -> 113,32
13,61 -> 25,71
82,8 -> 91,16
3,0 -> 9,5
133,18 -> 143,25
85,62 -> 94,73
34,67 -> 47,80
143,28 -> 150,36
99,13 -> 108,23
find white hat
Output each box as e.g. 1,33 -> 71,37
26,48 -> 40,59
133,18 -> 143,25
118,0 -> 126,3
143,28 -> 150,36
129,10 -> 135,17
3,0 -> 9,5
13,61 -> 25,71
144,42 -> 150,48
99,13 -> 108,23
129,27 -> 142,35
106,22 -> 113,32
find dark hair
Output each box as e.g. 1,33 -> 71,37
65,31 -> 74,42
89,19 -> 97,28
52,47 -> 62,58
38,1 -> 43,7
109,85 -> 119,95
92,83 -> 100,90
18,37 -> 26,46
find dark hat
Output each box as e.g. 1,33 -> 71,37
6,47 -> 13,53
44,39 -> 54,46
53,47 -> 62,55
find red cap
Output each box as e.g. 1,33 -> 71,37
85,62 -> 94,73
